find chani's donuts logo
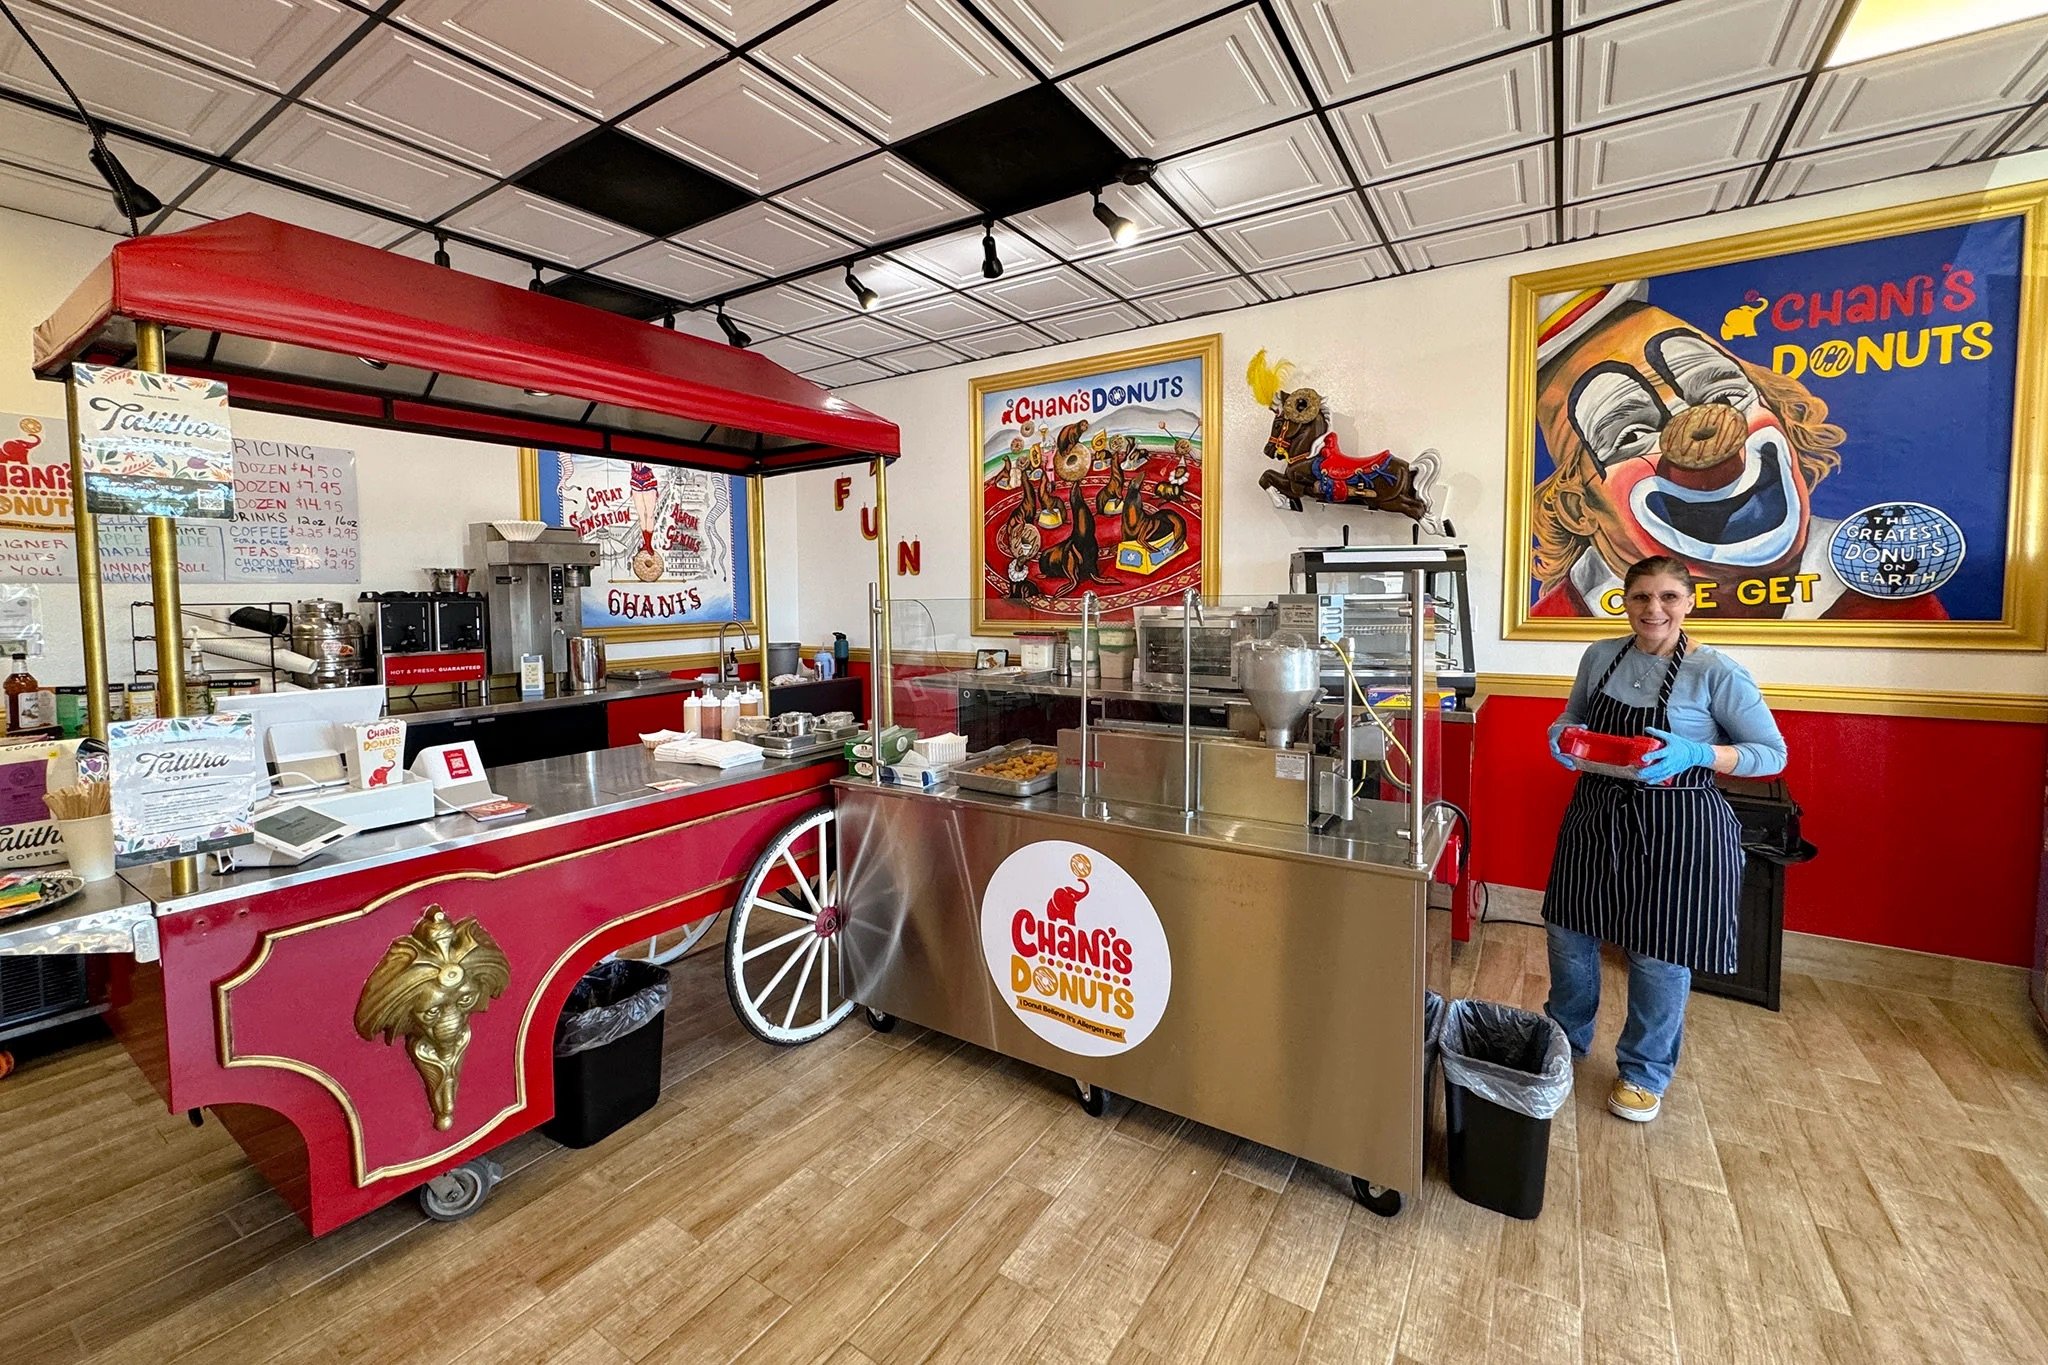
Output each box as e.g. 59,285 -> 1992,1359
980,841 -> 1171,1057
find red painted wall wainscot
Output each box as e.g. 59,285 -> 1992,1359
1468,693 -> 2048,967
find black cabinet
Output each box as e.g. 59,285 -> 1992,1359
401,703 -> 608,770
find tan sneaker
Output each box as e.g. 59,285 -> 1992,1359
1608,1079 -> 1661,1122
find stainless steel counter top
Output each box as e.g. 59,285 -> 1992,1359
834,776 -> 1453,878
0,873 -> 159,960
122,748 -> 835,916
382,675 -> 698,725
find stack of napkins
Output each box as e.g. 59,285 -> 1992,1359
652,736 -> 767,768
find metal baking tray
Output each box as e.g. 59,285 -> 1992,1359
952,743 -> 1061,797
751,723 -> 859,759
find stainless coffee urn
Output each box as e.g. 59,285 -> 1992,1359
468,523 -> 602,675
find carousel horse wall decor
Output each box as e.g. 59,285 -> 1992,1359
1246,350 -> 1445,531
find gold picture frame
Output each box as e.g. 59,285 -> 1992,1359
1503,181 -> 2048,650
519,449 -> 764,644
970,333 -> 1222,636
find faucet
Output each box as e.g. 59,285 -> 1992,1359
717,619 -> 753,684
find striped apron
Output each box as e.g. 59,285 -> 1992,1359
1541,637 -> 1745,974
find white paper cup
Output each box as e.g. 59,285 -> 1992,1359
56,814 -> 115,882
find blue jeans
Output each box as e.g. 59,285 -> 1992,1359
1543,922 -> 1690,1094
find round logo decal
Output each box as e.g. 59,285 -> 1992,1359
980,840 -> 1171,1057
1827,502 -> 1966,600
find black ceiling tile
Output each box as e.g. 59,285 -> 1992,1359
515,128 -> 754,236
540,272 -> 667,319
894,85 -> 1131,219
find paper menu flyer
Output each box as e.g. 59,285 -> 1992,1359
109,714 -> 265,867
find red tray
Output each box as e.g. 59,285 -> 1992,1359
1558,726 -> 1657,779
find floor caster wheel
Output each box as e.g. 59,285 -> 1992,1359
418,1156 -> 503,1223
0,1051 -> 13,1080
864,1007 -> 896,1032
1350,1176 -> 1403,1217
1075,1079 -> 1109,1117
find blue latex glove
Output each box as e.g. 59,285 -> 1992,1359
1639,726 -> 1716,784
1546,729 -> 1576,771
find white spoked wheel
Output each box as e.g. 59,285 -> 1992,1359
725,808 -> 857,1046
642,912 -> 718,966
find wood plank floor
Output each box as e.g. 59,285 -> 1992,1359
3,919 -> 2046,1365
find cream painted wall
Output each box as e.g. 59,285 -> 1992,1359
787,151 -> 2048,697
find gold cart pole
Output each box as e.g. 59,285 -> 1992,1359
65,378 -> 110,741
871,456 -> 891,727
750,475 -> 769,700
135,320 -> 195,896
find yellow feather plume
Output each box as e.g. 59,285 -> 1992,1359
1245,348 -> 1297,408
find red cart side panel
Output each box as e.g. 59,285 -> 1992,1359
153,762 -> 833,1234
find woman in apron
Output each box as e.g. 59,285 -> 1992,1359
1543,556 -> 1786,1122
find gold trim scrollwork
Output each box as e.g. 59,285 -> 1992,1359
353,906 -> 512,1131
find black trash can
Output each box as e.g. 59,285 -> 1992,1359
544,959 -> 671,1148
1440,999 -> 1572,1220
1695,776 -> 1819,1012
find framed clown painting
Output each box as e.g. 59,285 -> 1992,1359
971,335 -> 1221,635
1505,182 -> 2048,649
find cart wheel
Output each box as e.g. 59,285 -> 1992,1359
864,1007 -> 896,1033
0,1051 -> 14,1081
1350,1176 -> 1403,1217
1075,1079 -> 1109,1117
726,807 -> 858,1046
418,1156 -> 503,1223
644,911 -> 718,966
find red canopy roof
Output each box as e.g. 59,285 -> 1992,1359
32,215 -> 897,475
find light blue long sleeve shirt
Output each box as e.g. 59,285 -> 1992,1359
1547,636 -> 1788,778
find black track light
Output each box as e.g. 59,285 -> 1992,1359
662,310 -> 676,330
844,265 -> 878,312
0,0 -> 161,231
716,305 -> 751,349
432,234 -> 450,268
528,262 -> 544,291
980,224 -> 1003,281
1091,188 -> 1137,247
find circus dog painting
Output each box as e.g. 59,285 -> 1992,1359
1506,184 -> 2048,649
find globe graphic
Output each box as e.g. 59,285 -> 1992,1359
1827,502 -> 1965,599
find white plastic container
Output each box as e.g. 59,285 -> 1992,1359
682,693 -> 702,737
699,689 -> 722,740
912,732 -> 968,767
721,690 -> 741,739
739,683 -> 764,718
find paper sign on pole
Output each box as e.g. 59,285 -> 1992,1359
74,364 -> 237,520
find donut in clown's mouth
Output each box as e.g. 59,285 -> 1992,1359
1628,432 -> 1802,567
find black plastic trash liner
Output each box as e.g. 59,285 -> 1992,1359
543,959 -> 671,1148
1439,999 -> 1572,1219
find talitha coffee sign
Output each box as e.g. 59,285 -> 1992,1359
979,840 -> 1170,1057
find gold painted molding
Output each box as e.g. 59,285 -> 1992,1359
1475,672 -> 2048,723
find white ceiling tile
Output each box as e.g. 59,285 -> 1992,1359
1211,193 -> 1379,271
178,170 -> 412,246
889,223 -> 1054,286
1394,212 -> 1553,270
1255,247 -> 1396,296
1274,0 -> 1550,102
594,240 -> 761,304
772,154 -> 972,244
879,293 -> 1012,339
973,0 -> 1236,76
687,203 -> 854,276
1567,168 -> 1760,238
39,0 -> 366,91
972,264 -> 1115,319
1566,82 -> 1796,198
1133,277 -> 1264,322
443,186 -> 643,266
725,282 -> 850,335
0,102 -> 210,205
1568,0 -> 1837,128
303,27 -> 590,174
796,315 -> 921,355
1039,303 -> 1153,342
1007,183 -> 1182,259
0,8 -> 273,151
789,257 -> 945,310
806,358 -> 892,387
388,231 -> 537,287
1061,9 -> 1309,158
1370,145 -> 1552,239
754,335 -> 846,371
871,341 -> 966,373
664,0 -> 813,44
1082,234 -> 1235,296
0,161 -> 131,234
393,0 -> 718,119
755,0 -> 1032,142
1567,0 -> 1660,22
951,322 -> 1053,358
1154,118 -> 1351,226
1763,115 -> 2020,200
236,107 -> 490,219
1789,18 -> 2048,151
1332,48 -> 1551,180
622,60 -> 871,194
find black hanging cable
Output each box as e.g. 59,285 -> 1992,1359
0,0 -> 160,236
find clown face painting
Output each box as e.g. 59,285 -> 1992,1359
1509,193 -> 2046,648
